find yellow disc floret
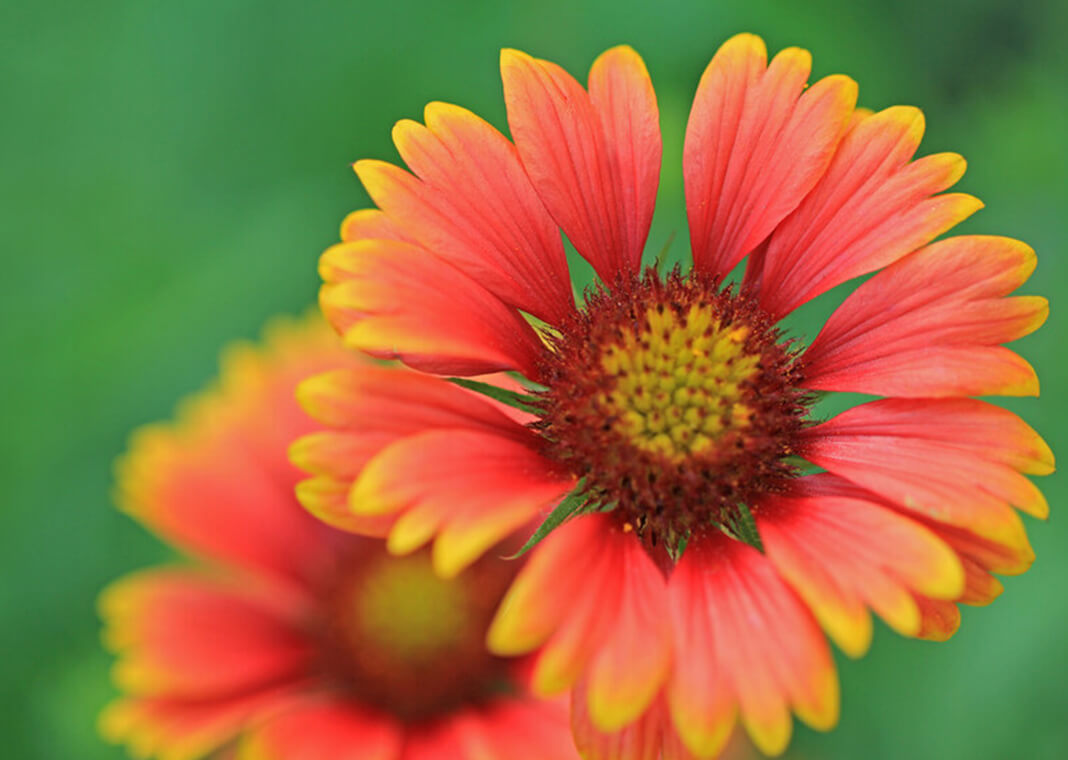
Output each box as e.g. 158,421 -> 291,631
600,303 -> 761,461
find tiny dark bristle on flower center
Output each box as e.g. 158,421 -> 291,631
538,269 -> 811,551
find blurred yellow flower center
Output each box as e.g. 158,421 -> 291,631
323,547 -> 513,721
600,304 -> 760,461
351,553 -> 469,663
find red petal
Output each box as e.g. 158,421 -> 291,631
665,542 -> 736,760
955,556 -> 1005,606
793,474 -> 1034,581
319,238 -> 545,377
755,107 -> 982,317
571,686 -> 664,760
802,235 -> 1046,397
668,533 -> 838,757
923,517 -> 1035,581
292,476 -> 396,538
685,34 -> 857,277
238,699 -> 402,760
295,365 -> 526,440
516,518 -> 636,697
487,514 -> 609,657
289,431 -> 394,479
293,366 -> 543,550
802,399 -> 1051,551
757,474 -> 965,655
808,345 -> 1039,400
399,720 -> 465,760
338,208 -> 407,244
100,688 -> 294,760
501,46 -> 661,282
438,699 -> 576,760
912,595 -> 961,642
99,569 -> 312,699
588,47 -> 663,273
356,102 -> 574,324
659,720 -> 712,760
584,531 -> 672,729
351,429 -> 575,577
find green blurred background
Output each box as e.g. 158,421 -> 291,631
2,0 -> 1065,758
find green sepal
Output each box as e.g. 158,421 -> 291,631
782,455 -> 820,473
446,377 -> 542,415
505,485 -> 589,559
726,502 -> 764,554
669,532 -> 689,562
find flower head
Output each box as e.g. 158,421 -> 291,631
299,34 -> 1052,759
100,316 -> 576,760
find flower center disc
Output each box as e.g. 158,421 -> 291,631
539,270 -> 810,549
321,549 -> 513,721
600,303 -> 759,461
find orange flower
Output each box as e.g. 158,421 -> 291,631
298,34 -> 1052,759
99,316 -> 578,760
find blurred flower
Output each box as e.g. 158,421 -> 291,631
99,316 -> 576,760
298,33 -> 1052,760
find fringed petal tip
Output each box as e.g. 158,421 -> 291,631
757,475 -> 969,657
292,363 -> 556,565
754,101 -> 982,318
501,43 -> 661,283
98,569 -> 311,702
487,515 -> 630,694
317,238 -> 545,379
361,105 -> 575,325
667,533 -> 839,758
802,234 -> 1047,399
685,33 -> 857,278
346,428 -> 574,577
292,475 -> 395,538
802,398 -> 1052,548
583,534 -> 672,730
